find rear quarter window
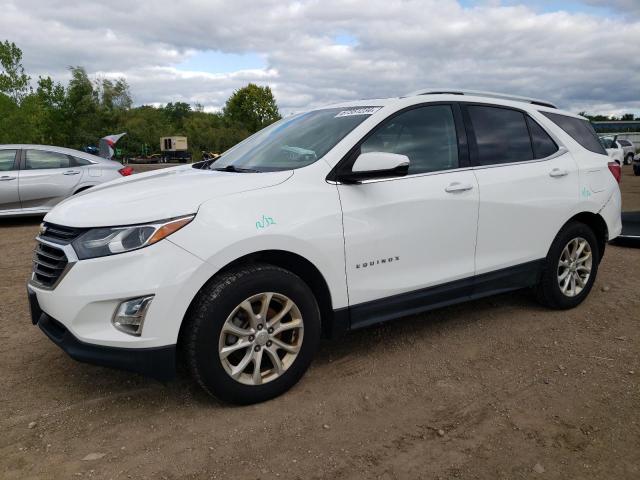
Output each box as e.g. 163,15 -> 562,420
526,116 -> 559,159
71,156 -> 93,166
541,112 -> 607,155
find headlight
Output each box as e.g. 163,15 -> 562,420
72,215 -> 194,260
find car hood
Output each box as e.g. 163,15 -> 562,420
45,167 -> 294,227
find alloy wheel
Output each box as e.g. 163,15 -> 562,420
218,292 -> 304,385
557,237 -> 592,297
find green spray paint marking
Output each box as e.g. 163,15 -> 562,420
256,215 -> 276,229
581,186 -> 592,199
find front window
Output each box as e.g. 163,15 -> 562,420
360,105 -> 459,174
0,149 -> 17,171
211,107 -> 379,172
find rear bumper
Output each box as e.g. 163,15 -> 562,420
30,287 -> 176,381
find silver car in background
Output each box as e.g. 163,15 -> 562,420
0,144 -> 132,217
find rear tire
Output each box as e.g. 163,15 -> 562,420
184,264 -> 321,404
626,154 -> 634,165
535,222 -> 600,310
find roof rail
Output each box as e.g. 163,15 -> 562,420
403,88 -> 558,109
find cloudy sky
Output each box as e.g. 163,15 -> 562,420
1,0 -> 639,116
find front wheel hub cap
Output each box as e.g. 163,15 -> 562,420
218,292 -> 304,386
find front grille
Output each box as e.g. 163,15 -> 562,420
40,223 -> 84,243
33,241 -> 69,288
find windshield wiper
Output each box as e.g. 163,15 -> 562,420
213,165 -> 261,173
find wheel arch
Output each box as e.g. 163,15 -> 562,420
73,184 -> 95,195
562,211 -> 608,261
178,250 -> 345,350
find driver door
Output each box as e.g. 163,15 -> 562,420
0,149 -> 20,212
336,104 -> 479,327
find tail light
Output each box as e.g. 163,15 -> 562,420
607,162 -> 621,183
118,166 -> 134,177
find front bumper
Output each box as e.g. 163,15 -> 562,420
29,287 -> 176,381
29,238 -> 211,349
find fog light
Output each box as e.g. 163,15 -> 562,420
112,295 -> 154,336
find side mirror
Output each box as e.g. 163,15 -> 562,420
338,151 -> 410,183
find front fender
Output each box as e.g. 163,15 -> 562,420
168,179 -> 348,311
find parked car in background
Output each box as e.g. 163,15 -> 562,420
600,136 -> 624,165
616,139 -> 636,165
28,90 -> 622,404
0,145 -> 133,217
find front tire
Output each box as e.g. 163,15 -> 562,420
184,264 -> 321,404
535,222 -> 600,310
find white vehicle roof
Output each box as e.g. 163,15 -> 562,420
317,89 -> 582,120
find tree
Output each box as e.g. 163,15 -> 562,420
223,83 -> 281,133
0,40 -> 30,103
163,102 -> 192,130
0,41 -> 285,157
98,77 -> 132,112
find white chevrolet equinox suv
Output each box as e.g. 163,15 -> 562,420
28,89 -> 622,404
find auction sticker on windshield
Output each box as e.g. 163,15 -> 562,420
335,107 -> 382,117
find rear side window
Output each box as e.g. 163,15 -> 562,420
526,117 -> 559,159
467,105 -> 533,165
541,112 -> 607,155
619,140 -> 631,147
0,149 -> 17,171
25,150 -> 71,170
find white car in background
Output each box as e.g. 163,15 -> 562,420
600,136 -> 624,165
28,90 -> 622,404
616,139 -> 636,165
0,145 -> 133,217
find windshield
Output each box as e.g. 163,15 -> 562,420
211,106 -> 380,172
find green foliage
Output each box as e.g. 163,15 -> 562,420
579,111 -> 640,122
0,41 -> 282,160
0,40 -> 30,102
223,83 -> 281,133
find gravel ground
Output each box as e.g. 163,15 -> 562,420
1,165 -> 638,479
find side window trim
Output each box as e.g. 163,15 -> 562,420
328,101 -> 468,182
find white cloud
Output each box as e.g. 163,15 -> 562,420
1,0 -> 639,116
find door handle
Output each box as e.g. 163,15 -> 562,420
445,182 -> 474,193
549,168 -> 568,178
62,170 -> 81,175
0,176 -> 16,181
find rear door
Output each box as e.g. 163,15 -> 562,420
18,149 -> 83,211
464,104 -> 579,275
0,149 -> 21,212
